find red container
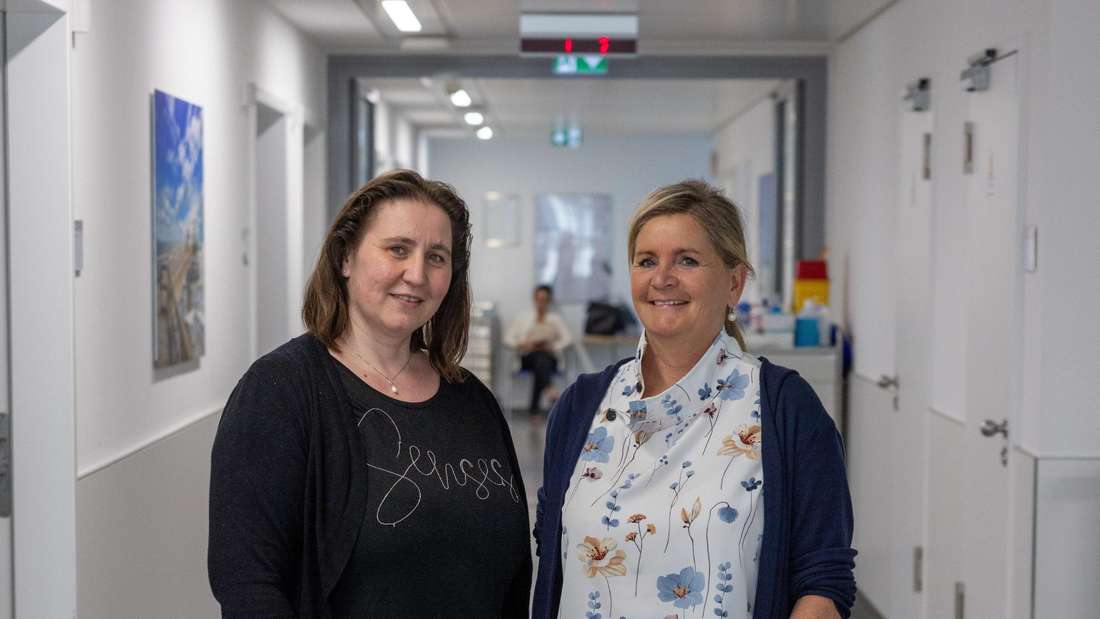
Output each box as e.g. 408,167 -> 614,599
796,260 -> 828,280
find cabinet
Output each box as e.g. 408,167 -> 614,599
748,340 -> 844,433
463,302 -> 497,390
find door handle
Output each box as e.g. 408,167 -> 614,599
877,375 -> 900,411
979,418 -> 1008,438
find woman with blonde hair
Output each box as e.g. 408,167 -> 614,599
533,180 -> 856,618
209,170 -> 531,617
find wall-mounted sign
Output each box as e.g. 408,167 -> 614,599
553,54 -> 608,75
520,13 -> 638,56
551,126 -> 583,148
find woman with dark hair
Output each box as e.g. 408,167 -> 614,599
505,284 -> 572,422
533,180 -> 856,619
209,170 -> 531,617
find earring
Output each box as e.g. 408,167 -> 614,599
727,307 -> 737,322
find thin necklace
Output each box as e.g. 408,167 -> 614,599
352,349 -> 413,395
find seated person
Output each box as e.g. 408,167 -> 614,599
504,285 -> 572,421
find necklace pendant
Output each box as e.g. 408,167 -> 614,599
390,384 -> 399,394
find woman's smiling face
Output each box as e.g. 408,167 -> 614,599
342,198 -> 453,343
630,213 -> 746,352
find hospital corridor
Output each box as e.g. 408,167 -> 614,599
1,0 -> 1098,617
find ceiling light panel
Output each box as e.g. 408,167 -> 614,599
381,1 -> 422,32
356,0 -> 449,37
450,89 -> 472,107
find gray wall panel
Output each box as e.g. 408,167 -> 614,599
77,413 -> 221,619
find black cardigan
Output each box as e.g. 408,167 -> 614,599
207,334 -> 531,617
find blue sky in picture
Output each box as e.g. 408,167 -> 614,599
154,89 -> 204,252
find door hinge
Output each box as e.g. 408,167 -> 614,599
961,48 -> 997,92
0,412 -> 9,517
913,546 -> 923,592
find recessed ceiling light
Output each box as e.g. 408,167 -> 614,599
464,112 -> 484,126
381,1 -> 422,33
476,126 -> 494,140
449,89 -> 472,107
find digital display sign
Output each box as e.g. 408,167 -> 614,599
521,37 -> 637,55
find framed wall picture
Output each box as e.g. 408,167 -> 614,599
484,192 -> 522,248
533,193 -> 613,304
152,89 -> 205,369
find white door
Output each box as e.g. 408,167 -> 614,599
924,49 -> 1024,619
888,104 -> 934,619
0,12 -> 13,618
961,50 -> 1023,618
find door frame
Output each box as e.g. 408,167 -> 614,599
246,83 -> 307,358
5,1 -> 77,616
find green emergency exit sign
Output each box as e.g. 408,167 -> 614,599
553,55 -> 608,75
551,126 -> 583,148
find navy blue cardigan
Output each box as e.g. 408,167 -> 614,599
532,358 -> 856,618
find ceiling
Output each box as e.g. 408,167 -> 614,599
359,77 -> 781,137
267,0 -> 892,138
269,0 -> 895,54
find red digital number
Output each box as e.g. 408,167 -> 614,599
598,37 -> 609,54
564,38 -> 573,53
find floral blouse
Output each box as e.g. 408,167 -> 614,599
559,329 -> 764,619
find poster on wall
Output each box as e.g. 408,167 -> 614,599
533,193 -> 613,304
152,89 -> 205,369
484,192 -> 522,248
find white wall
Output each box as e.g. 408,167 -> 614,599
711,94 -> 777,304
1035,0 -> 1100,456
828,0 -> 1100,615
69,0 -> 326,614
429,133 -> 711,381
71,0 -> 325,477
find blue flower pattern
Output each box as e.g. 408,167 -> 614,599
581,427 -> 615,463
603,490 -> 622,529
712,561 -> 734,617
559,330 -> 764,619
717,369 -> 750,401
586,590 -> 602,619
657,567 -> 705,608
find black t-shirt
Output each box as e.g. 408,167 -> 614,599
329,360 -> 531,618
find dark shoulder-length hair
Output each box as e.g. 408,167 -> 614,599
302,169 -> 472,383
